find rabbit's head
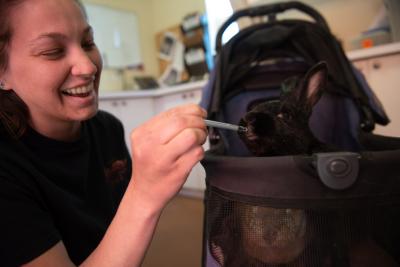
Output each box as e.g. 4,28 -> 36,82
239,62 -> 328,156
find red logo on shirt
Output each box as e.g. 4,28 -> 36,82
104,159 -> 128,184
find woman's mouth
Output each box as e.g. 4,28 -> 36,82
62,83 -> 94,97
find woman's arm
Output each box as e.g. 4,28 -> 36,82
23,104 -> 208,267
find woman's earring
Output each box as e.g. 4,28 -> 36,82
0,80 -> 5,90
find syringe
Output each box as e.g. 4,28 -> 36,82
204,119 -> 248,133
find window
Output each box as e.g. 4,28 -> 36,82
204,0 -> 239,55
84,4 -> 142,68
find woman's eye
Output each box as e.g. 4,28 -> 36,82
278,110 -> 292,120
82,40 -> 96,51
41,48 -> 64,58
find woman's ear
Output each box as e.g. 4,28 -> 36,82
0,75 -> 12,91
0,79 -> 7,90
0,67 -> 13,90
0,70 -> 7,90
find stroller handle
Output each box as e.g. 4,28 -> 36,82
216,1 -> 331,52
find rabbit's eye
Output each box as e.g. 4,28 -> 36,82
278,111 -> 292,121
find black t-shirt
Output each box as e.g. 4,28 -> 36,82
0,111 -> 132,266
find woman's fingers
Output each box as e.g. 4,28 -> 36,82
130,104 -> 207,158
128,104 -> 208,207
129,103 -> 207,177
159,114 -> 207,145
165,127 -> 207,161
139,104 -> 207,145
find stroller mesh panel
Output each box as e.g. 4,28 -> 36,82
206,187 -> 400,267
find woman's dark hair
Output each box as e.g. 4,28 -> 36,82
0,0 -> 87,138
0,0 -> 28,138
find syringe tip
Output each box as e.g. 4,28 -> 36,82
238,126 -> 248,133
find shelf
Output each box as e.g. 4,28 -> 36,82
347,42 -> 400,61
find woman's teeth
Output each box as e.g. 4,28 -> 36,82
62,84 -> 93,96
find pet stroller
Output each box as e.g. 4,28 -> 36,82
200,1 -> 400,267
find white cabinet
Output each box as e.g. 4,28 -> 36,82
348,43 -> 400,137
99,97 -> 155,153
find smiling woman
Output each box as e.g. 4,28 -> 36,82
0,0 -> 208,266
0,0 -> 102,140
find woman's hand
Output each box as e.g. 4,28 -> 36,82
129,104 -> 207,211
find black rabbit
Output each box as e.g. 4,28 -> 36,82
238,61 -> 329,156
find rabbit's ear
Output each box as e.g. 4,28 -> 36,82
299,62 -> 328,107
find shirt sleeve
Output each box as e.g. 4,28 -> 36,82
0,176 -> 61,266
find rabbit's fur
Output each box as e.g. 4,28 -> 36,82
238,61 -> 328,156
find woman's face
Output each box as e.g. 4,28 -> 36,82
3,0 -> 102,136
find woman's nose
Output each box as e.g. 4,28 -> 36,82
70,50 -> 98,77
